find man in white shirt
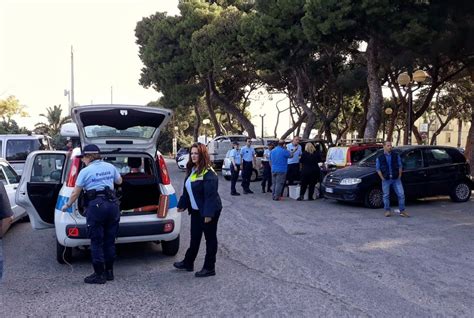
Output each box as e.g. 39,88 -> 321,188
286,136 -> 302,186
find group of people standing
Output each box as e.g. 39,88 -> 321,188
229,136 -> 323,201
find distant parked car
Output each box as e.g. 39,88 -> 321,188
0,158 -> 27,226
222,145 -> 265,181
321,142 -> 383,176
0,134 -> 53,176
321,146 -> 473,208
176,148 -> 189,170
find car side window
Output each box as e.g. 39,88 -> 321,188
0,140 -> 3,157
0,169 -> 6,185
31,154 -> 66,183
1,164 -> 18,184
402,150 -> 423,170
423,148 -> 453,166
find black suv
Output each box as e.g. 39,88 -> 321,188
321,146 -> 473,208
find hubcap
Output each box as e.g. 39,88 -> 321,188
456,184 -> 470,200
370,190 -> 383,207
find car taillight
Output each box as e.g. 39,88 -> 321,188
157,194 -> 169,218
67,227 -> 79,237
66,157 -> 81,187
157,155 -> 171,185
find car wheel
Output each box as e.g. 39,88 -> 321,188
161,235 -> 180,256
224,175 -> 231,181
56,240 -> 73,264
449,181 -> 471,202
364,188 -> 383,209
250,169 -> 258,182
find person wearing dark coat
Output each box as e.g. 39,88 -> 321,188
1,182 -> 14,281
174,142 -> 223,277
298,143 -> 322,201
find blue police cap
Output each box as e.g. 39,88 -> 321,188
77,144 -> 101,158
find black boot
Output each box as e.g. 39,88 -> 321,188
105,262 -> 114,281
84,263 -> 106,284
262,186 -> 266,193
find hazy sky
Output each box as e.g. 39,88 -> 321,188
0,0 -> 180,129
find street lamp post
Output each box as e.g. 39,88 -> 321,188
397,70 -> 429,145
382,107 -> 393,141
259,114 -> 266,138
202,118 -> 210,144
173,126 -> 179,158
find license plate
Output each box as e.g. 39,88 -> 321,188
325,187 -> 333,193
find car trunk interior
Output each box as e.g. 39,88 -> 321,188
77,154 -> 162,216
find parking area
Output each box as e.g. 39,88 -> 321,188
1,159 -> 473,316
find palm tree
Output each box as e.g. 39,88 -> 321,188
34,105 -> 71,136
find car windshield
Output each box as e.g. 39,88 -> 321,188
6,139 -> 44,161
84,125 -> 156,139
358,149 -> 401,166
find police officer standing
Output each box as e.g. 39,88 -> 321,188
229,141 -> 242,196
240,138 -> 256,194
61,144 -> 122,284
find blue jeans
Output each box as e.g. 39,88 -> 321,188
382,178 -> 405,212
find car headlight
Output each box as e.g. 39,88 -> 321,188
340,178 -> 362,185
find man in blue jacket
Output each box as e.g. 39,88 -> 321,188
376,141 -> 409,217
269,140 -> 293,201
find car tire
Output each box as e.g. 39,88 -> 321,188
364,187 -> 384,209
224,175 -> 231,181
56,240 -> 73,264
449,181 -> 472,202
161,235 -> 180,256
250,169 -> 258,182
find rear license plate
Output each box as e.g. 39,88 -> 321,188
325,187 -> 333,193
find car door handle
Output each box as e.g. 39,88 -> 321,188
13,186 -> 18,190
19,191 -> 26,195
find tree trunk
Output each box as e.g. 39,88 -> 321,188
457,118 -> 462,147
280,113 -> 307,140
205,82 -> 222,136
207,74 -> 256,138
193,104 -> 201,141
358,88 -> 370,137
363,36 -> 384,139
292,67 -> 317,139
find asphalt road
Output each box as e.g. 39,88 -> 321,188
1,159 -> 474,317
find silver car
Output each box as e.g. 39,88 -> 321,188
221,146 -> 265,181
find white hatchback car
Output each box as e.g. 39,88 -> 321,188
16,105 -> 181,264
1,158 -> 26,223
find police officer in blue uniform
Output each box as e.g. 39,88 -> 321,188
240,138 -> 256,194
61,144 -> 122,284
229,141 -> 242,196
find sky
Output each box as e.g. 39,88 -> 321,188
0,0 -> 292,137
0,0 -> 180,129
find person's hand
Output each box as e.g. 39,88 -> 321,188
61,204 -> 69,212
204,217 -> 212,223
177,208 -> 185,212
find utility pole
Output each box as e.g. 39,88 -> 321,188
70,46 -> 75,112
259,114 -> 266,138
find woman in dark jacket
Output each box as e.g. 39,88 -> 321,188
174,142 -> 222,277
298,143 -> 323,201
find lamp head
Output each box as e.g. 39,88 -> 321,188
397,72 -> 411,86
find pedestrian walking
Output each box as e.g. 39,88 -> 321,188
286,136 -> 302,186
269,140 -> 293,201
375,141 -> 409,217
61,144 -> 122,284
261,142 -> 274,193
229,141 -> 242,196
1,182 -> 14,282
174,142 -> 222,277
298,143 -> 322,201
240,138 -> 256,194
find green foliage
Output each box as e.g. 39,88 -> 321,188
34,105 -> 71,137
0,119 -> 30,134
0,96 -> 28,120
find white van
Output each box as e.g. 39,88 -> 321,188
0,134 -> 53,175
207,135 -> 265,167
16,105 -> 181,264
